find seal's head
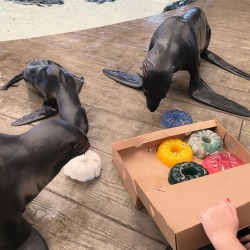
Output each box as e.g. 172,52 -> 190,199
142,70 -> 172,112
37,119 -> 88,154
20,119 -> 90,185
58,119 -> 90,157
56,68 -> 89,135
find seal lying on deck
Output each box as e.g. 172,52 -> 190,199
103,7 -> 250,116
0,119 -> 90,250
0,60 -> 88,134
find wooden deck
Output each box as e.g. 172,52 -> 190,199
0,0 -> 249,249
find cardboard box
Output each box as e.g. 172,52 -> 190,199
112,120 -> 250,250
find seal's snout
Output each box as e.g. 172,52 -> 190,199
146,98 -> 160,112
78,140 -> 90,155
71,131 -> 90,157
148,106 -> 158,112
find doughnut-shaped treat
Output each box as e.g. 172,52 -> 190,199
64,150 -> 101,182
202,152 -> 243,174
168,162 -> 209,185
161,109 -> 193,128
188,130 -> 223,159
157,139 -> 193,168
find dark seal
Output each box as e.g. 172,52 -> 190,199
0,60 -> 88,134
103,7 -> 250,116
0,119 -> 90,250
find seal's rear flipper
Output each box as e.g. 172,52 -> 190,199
18,227 -> 48,250
191,79 -> 250,116
11,105 -> 58,126
103,68 -> 143,89
0,71 -> 24,91
202,50 -> 250,80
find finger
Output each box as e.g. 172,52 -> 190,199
224,198 -> 238,216
216,200 -> 226,205
240,234 -> 250,242
243,242 -> 250,249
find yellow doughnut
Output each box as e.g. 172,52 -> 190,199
157,139 -> 193,168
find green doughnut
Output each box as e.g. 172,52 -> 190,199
168,162 -> 209,185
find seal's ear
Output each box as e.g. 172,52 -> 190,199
74,75 -> 84,93
59,69 -> 67,87
58,69 -> 84,93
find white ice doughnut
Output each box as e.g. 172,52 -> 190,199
64,150 -> 101,182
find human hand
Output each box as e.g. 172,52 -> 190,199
200,200 -> 239,247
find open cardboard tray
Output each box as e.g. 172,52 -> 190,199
112,120 -> 250,250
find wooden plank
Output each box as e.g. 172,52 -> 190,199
24,189 -> 166,250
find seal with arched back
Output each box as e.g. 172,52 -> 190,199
103,7 -> 250,116
0,60 -> 88,134
0,119 -> 90,250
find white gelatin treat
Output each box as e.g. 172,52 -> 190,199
64,150 -> 101,182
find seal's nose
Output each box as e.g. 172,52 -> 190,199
75,140 -> 90,156
146,98 -> 159,112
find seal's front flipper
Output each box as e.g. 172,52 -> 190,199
191,79 -> 250,116
202,50 -> 250,80
0,71 -> 24,91
18,227 -> 48,250
103,68 -> 143,89
11,105 -> 58,126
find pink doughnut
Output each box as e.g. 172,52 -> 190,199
202,152 -> 243,174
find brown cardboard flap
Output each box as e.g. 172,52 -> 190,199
112,120 -> 219,151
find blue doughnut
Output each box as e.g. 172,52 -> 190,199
161,109 -> 193,128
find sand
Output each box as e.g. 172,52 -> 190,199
0,0 -> 174,41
